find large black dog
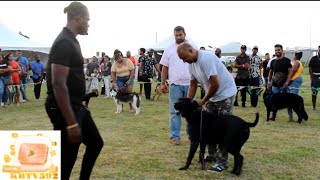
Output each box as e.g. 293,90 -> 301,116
263,89 -> 308,123
174,98 -> 259,175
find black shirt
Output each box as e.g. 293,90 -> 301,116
235,54 -> 250,79
0,60 -> 10,77
270,57 -> 292,87
46,27 -> 85,105
309,55 -> 320,75
262,60 -> 270,77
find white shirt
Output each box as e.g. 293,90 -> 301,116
160,40 -> 198,85
189,51 -> 237,102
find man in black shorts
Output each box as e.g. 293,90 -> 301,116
309,45 -> 320,111
44,2 -> 103,180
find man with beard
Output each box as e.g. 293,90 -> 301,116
267,44 -> 292,93
215,48 -> 227,66
30,54 -> 45,100
44,2 -> 103,179
160,26 -> 198,145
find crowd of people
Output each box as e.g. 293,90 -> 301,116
0,49 -> 45,107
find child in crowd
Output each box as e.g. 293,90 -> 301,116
90,67 -> 101,95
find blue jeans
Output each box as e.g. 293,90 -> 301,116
0,78 -> 4,105
169,84 -> 189,140
289,76 -> 302,95
249,76 -> 260,107
20,75 -> 28,100
288,76 -> 303,119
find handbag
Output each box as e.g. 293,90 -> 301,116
272,72 -> 286,85
271,60 -> 286,85
2,76 -> 12,85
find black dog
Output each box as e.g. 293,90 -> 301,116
174,98 -> 259,175
263,89 -> 308,123
82,92 -> 98,108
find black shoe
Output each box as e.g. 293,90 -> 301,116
242,103 -> 246,108
205,155 -> 217,163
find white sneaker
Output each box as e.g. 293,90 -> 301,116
0,102 -> 4,106
21,100 -> 27,103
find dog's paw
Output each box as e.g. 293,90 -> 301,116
178,166 -> 188,170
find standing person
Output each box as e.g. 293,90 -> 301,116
100,55 -> 112,97
215,48 -> 227,66
249,45 -> 263,107
140,48 -> 161,101
5,53 -> 21,106
90,67 -> 101,94
126,50 -> 137,67
287,52 -> 304,121
85,56 -> 99,93
262,53 -> 271,88
30,54 -> 45,100
234,45 -> 250,107
267,44 -> 293,94
160,26 -> 198,145
14,50 -> 29,102
308,45 -> 320,111
0,55 -> 11,107
177,42 -> 237,173
44,2 -> 103,180
137,48 -> 146,95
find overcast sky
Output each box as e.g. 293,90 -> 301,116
1,1 -> 319,57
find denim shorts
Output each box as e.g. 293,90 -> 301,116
116,76 -> 134,89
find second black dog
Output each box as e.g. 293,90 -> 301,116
174,98 -> 259,176
263,89 -> 308,123
82,91 -> 99,108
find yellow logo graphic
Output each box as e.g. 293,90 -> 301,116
0,131 -> 61,180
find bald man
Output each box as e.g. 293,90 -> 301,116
177,42 -> 237,173
215,48 -> 227,66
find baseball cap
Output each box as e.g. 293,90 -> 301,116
253,45 -> 258,49
240,45 -> 247,50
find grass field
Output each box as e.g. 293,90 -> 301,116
0,70 -> 320,179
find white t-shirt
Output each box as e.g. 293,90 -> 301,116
189,51 -> 237,102
160,40 -> 198,85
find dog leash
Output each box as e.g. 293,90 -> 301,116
198,106 -> 205,170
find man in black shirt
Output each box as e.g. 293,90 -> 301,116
267,44 -> 292,92
234,45 -> 250,107
262,53 -> 270,88
308,45 -> 320,111
44,2 -> 103,180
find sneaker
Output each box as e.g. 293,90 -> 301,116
170,140 -> 180,145
312,108 -> 316,111
0,102 -> 4,106
207,164 -> 228,172
21,100 -> 27,103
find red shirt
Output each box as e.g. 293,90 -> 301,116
129,57 -> 137,66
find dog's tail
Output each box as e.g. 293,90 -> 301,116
245,113 -> 259,128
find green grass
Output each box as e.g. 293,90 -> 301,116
1,69 -> 320,179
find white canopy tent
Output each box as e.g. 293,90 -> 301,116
218,42 -> 263,57
0,20 -> 51,65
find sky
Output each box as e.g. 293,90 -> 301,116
1,1 -> 320,58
